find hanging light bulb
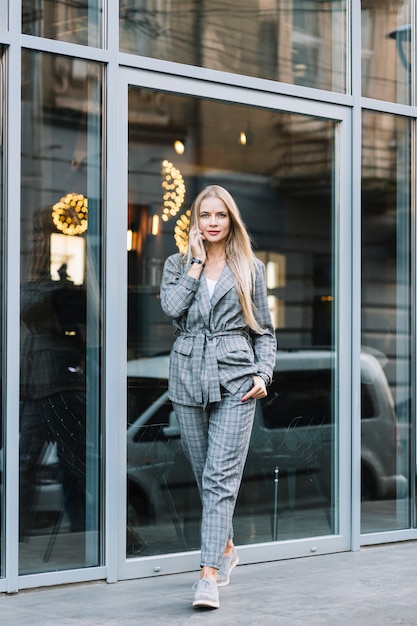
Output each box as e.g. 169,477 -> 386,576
174,139 -> 185,155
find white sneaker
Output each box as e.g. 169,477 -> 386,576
217,548 -> 239,587
192,577 -> 220,609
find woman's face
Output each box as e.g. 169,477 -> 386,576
198,196 -> 231,246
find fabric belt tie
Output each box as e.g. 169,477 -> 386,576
177,329 -> 249,406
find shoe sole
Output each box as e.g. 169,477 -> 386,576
217,554 -> 240,587
193,599 -> 220,609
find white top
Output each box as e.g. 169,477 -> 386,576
206,277 -> 217,299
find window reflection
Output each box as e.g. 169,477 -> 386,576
126,89 -> 338,558
22,0 -> 102,47
19,51 -> 102,574
50,234 -> 86,286
361,0 -> 412,104
257,251 -> 286,329
120,0 -> 346,92
361,111 -> 411,531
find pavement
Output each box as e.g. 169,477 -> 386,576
1,541 -> 417,625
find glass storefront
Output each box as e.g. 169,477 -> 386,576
119,1 -> 347,92
361,111 -> 412,533
362,0 -> 412,105
126,88 -> 340,558
19,50 -> 103,574
0,0 -> 414,592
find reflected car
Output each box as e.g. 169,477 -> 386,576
16,348 -> 407,536
256,349 -> 408,501
126,349 -> 408,527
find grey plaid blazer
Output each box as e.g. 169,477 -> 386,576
160,253 -> 277,407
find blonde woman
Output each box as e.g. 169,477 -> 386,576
160,185 -> 276,609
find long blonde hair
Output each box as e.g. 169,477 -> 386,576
187,185 -> 264,333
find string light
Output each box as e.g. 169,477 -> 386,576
161,160 -> 185,222
52,193 -> 88,236
174,210 -> 191,252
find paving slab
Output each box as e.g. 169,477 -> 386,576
1,541 -> 416,625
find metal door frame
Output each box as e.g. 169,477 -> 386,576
113,66 -> 354,581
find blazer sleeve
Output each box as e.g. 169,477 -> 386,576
251,259 -> 277,382
160,253 -> 200,320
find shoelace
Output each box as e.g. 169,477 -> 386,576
193,578 -> 215,591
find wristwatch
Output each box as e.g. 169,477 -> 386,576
191,257 -> 204,266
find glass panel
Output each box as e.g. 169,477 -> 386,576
126,89 -> 338,559
19,51 -> 103,574
361,111 -> 412,533
22,0 -> 102,47
362,0 -> 412,105
120,1 -> 347,93
0,47 -> 4,578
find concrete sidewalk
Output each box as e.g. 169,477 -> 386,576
1,541 -> 416,625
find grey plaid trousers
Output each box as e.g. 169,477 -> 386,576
173,389 -> 256,569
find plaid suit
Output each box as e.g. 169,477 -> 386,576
160,253 -> 276,568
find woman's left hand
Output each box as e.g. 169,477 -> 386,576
242,376 -> 267,402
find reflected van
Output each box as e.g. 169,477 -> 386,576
126,349 -> 408,531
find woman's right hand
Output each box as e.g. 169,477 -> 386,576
189,227 -> 207,263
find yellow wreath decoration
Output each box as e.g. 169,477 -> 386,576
52,193 -> 88,236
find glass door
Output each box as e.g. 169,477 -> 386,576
118,69 -> 352,579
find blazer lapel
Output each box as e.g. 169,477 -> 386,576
195,274 -> 212,325
210,263 -> 235,308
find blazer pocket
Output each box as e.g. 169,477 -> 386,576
217,336 -> 254,365
172,335 -> 193,356
169,336 -> 195,401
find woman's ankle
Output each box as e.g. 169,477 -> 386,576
201,565 -> 218,580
